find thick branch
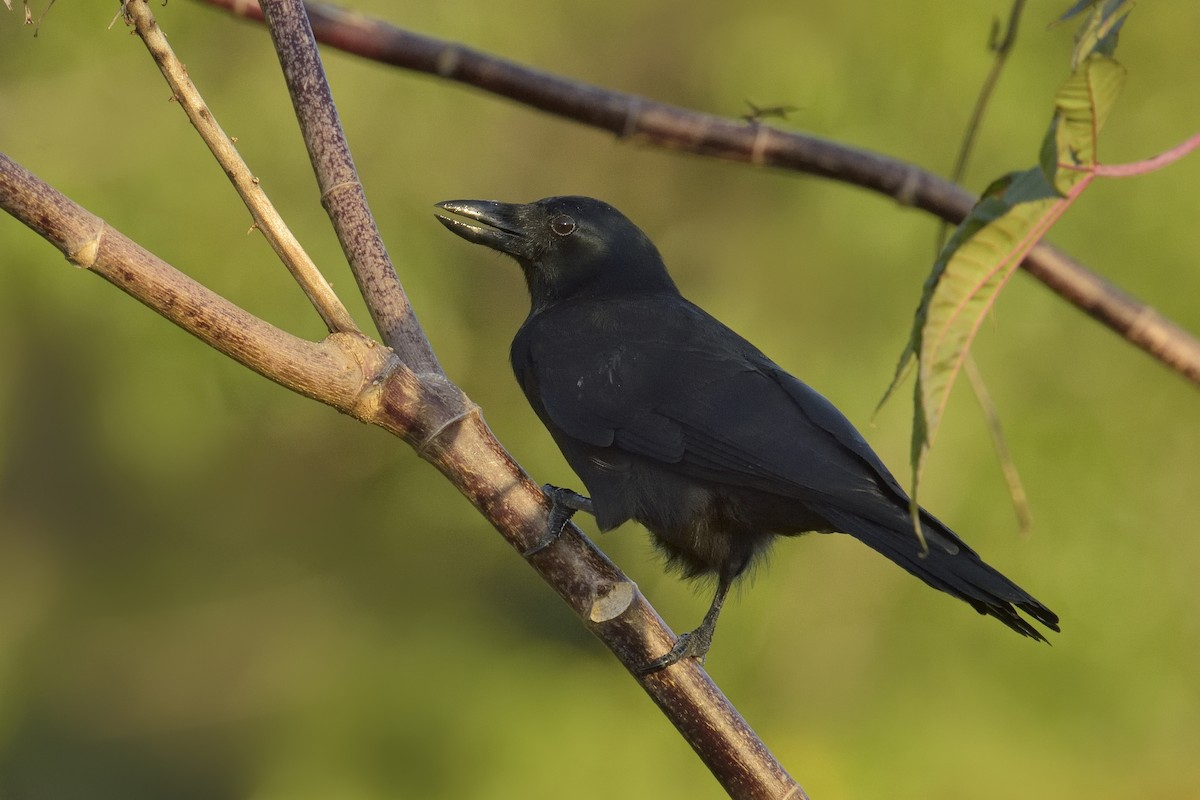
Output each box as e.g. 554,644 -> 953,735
202,0 -> 1200,388
256,0 -> 440,372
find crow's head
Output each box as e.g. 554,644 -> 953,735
436,196 -> 676,310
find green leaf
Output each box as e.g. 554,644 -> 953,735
916,168 -> 1059,431
880,173 -> 1018,416
1048,56 -> 1127,193
882,166 -> 1068,551
910,167 -> 1060,498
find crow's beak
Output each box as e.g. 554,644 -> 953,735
435,199 -> 529,258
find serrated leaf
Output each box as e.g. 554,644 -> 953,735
880,172 -> 1017,413
882,167 -> 1068,552
912,167 -> 1059,464
882,4 -> 1135,548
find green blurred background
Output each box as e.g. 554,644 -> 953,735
2,2 -> 1198,798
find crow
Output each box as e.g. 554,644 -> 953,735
435,195 -> 1058,673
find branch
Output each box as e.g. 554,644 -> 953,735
124,0 -> 358,335
258,0 -> 440,372
0,151 -> 367,402
201,0 -> 1200,388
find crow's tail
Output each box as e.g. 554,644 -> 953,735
819,507 -> 1059,640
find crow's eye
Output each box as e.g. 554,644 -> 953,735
550,214 -> 576,237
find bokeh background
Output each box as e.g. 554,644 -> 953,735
2,2 -> 1198,798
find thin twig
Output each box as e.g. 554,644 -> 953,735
123,0 -> 359,335
1085,131 -> 1200,176
258,0 -> 441,373
938,0 -> 1026,249
201,0 -> 1200,389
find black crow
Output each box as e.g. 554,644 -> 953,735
435,195 -> 1058,672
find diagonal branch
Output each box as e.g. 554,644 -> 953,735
200,0 -> 1200,388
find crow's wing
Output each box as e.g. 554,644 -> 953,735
514,295 -> 966,553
